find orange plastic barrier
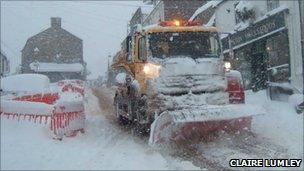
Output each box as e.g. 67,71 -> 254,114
1,79 -> 86,140
13,93 -> 59,104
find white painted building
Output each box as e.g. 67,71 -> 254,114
212,0 -> 302,98
0,50 -> 10,77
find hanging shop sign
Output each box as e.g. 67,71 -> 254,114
222,10 -> 287,51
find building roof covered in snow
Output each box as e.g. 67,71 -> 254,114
189,0 -> 224,21
21,17 -> 86,82
29,62 -> 84,73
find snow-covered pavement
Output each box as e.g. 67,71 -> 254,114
248,90 -> 303,158
192,90 -> 303,170
0,89 -> 200,170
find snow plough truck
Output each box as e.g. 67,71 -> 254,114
111,20 -> 265,145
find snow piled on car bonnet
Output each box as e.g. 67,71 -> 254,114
1,74 -> 50,92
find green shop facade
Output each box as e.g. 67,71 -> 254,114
222,10 -> 290,93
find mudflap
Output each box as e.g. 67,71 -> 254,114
149,104 -> 266,146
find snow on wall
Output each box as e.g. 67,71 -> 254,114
0,74 -> 50,93
29,62 -> 84,72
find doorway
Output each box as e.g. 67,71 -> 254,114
251,41 -> 268,92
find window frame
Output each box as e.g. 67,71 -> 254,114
138,36 -> 147,61
234,2 -> 241,24
267,0 -> 280,12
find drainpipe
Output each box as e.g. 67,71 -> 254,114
300,0 -> 304,95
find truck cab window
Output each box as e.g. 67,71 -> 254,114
138,37 -> 147,61
126,36 -> 132,61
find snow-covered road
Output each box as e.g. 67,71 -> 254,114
1,87 -> 303,170
0,89 -> 199,170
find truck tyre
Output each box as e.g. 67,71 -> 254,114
134,122 -> 150,136
115,102 -> 129,125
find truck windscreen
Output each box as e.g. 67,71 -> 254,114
148,32 -> 220,59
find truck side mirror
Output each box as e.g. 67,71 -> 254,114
126,36 -> 130,53
126,36 -> 132,62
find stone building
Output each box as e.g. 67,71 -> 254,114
207,0 -> 302,99
0,50 -> 10,77
21,17 -> 86,82
142,0 -> 206,26
189,0 -> 224,26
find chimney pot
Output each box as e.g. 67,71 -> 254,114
51,17 -> 61,28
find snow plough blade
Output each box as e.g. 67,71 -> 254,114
149,104 -> 266,146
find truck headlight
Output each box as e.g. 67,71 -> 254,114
143,63 -> 161,78
224,61 -> 231,72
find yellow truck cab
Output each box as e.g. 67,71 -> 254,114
111,20 -> 262,145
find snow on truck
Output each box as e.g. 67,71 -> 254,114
111,20 -> 265,145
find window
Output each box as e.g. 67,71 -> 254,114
266,32 -> 290,83
126,36 -> 132,61
138,37 -> 147,61
267,0 -> 279,12
149,32 -> 220,59
234,2 -> 241,24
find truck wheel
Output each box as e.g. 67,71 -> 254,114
115,102 -> 129,125
134,123 -> 150,136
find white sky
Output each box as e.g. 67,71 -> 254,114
1,1 -> 151,79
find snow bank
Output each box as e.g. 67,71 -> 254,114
1,99 -> 53,115
225,70 -> 242,79
248,90 -> 303,158
1,89 -> 200,170
0,74 -> 50,93
289,93 -> 303,107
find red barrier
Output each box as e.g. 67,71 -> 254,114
62,84 -> 84,96
13,93 -> 59,105
57,79 -> 85,96
50,110 -> 85,140
1,102 -> 85,140
1,79 -> 86,140
0,112 -> 51,124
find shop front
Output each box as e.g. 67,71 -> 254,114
222,10 -> 290,92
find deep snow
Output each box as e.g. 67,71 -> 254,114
1,89 -> 303,170
248,90 -> 303,158
0,89 -> 200,170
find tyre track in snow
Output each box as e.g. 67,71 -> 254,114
91,87 -> 294,170
163,131 -> 291,170
91,86 -> 228,170
91,87 -> 149,145
91,87 -> 203,170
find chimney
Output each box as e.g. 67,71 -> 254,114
51,17 -> 61,28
